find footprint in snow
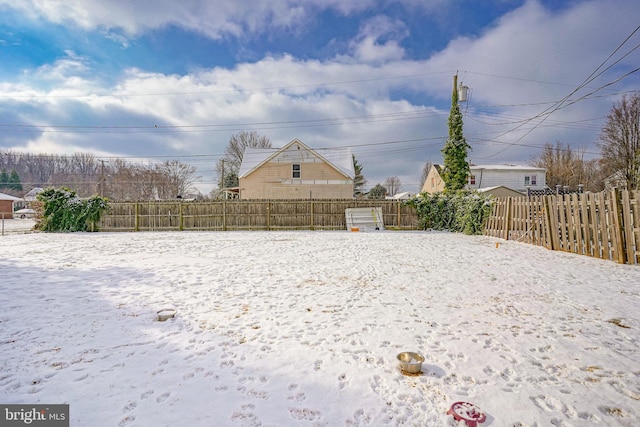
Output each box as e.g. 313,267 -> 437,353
123,401 -> 137,413
156,392 -> 171,403
140,390 -> 154,399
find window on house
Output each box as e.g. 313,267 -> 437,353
431,177 -> 435,188
292,164 -> 301,179
524,176 -> 530,186
531,175 -> 537,186
469,175 -> 476,185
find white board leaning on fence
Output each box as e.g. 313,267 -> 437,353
345,207 -> 384,231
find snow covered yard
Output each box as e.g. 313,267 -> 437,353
0,230 -> 638,426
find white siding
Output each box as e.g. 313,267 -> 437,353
467,167 -> 546,193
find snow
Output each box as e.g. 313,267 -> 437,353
1,226 -> 639,427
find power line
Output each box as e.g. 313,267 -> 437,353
0,71 -> 453,99
0,110 -> 447,134
476,24 -> 640,159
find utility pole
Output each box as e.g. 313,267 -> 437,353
100,160 -> 105,197
221,159 -> 225,189
453,72 -> 458,100
453,71 -> 469,102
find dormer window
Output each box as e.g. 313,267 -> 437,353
292,164 -> 301,178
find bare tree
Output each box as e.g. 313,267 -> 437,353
531,141 -> 583,188
70,152 -> 99,196
597,93 -> 640,190
217,131 -> 271,188
0,150 -> 206,200
384,176 -> 402,196
157,160 -> 200,198
531,142 -> 605,192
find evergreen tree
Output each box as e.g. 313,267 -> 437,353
441,75 -> 471,192
367,183 -> 387,199
223,170 -> 239,188
9,170 -> 22,191
352,155 -> 367,197
0,170 -> 8,189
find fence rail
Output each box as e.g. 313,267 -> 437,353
484,189 -> 640,264
98,199 -> 419,232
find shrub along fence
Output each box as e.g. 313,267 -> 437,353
98,199 -> 419,232
484,189 -> 640,265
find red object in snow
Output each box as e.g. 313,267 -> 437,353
447,401 -> 486,427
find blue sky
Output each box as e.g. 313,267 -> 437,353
1,0 -> 639,194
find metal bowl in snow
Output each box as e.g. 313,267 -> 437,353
397,352 -> 424,374
156,308 -> 176,322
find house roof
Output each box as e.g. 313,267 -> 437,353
469,164 -> 545,172
23,187 -> 44,201
477,185 -> 525,195
386,191 -> 415,200
239,139 -> 355,179
0,192 -> 22,201
431,164 -> 545,174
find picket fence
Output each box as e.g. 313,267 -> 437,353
98,199 -> 419,232
484,189 -> 640,264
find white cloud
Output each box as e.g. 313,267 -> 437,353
31,50 -> 90,81
347,15 -> 408,64
102,31 -> 130,48
0,0 -> 376,39
424,0 -> 640,161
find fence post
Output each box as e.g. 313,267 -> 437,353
610,188 -> 627,264
310,201 -> 314,230
135,203 -> 139,232
543,196 -> 560,251
504,197 -> 512,240
179,201 -> 184,231
266,201 -> 271,230
223,201 -> 227,231
621,189 -> 634,263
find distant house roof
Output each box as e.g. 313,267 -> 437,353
386,191 -> 415,200
0,192 -> 22,201
239,138 -> 355,179
469,164 -> 545,172
477,186 -> 526,198
23,187 -> 44,201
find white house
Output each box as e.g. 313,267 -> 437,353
467,165 -> 546,193
23,187 -> 44,203
420,164 -> 546,195
385,191 -> 415,200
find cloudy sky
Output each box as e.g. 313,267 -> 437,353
1,0 -> 639,194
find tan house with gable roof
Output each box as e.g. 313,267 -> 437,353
238,139 -> 355,199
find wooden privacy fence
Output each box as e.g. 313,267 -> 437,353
484,189 -> 640,264
98,199 -> 419,232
